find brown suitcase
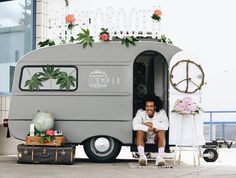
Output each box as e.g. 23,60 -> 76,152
17,144 -> 75,164
25,136 -> 66,146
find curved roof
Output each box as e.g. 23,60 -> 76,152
19,41 -> 182,64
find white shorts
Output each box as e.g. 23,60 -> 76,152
146,132 -> 156,143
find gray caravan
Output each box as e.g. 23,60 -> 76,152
8,41 -> 181,162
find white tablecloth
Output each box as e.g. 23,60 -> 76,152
169,113 -> 205,146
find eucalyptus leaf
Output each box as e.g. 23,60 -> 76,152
38,39 -> 55,47
121,36 -> 138,48
40,137 -> 45,143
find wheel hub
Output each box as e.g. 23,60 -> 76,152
208,151 -> 214,159
94,137 -> 110,152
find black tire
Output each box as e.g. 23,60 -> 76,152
83,136 -> 121,163
203,148 -> 218,162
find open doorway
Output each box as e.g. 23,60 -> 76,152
132,50 -> 169,151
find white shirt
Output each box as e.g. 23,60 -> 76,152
132,109 -> 169,132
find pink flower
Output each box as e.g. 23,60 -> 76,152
46,129 -> 54,136
100,33 -> 109,41
182,97 -> 193,104
154,9 -> 162,16
65,14 -> 75,24
174,99 -> 183,111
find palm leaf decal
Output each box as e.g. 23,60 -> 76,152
39,65 -> 61,81
24,73 -> 44,91
38,65 -> 61,90
56,72 -> 76,91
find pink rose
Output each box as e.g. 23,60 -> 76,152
65,14 -> 75,24
46,129 -> 54,136
154,9 -> 162,16
100,33 -> 109,41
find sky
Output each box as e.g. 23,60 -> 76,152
66,0 -> 236,111
158,0 -> 236,110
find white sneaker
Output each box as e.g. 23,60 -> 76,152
138,155 -> 147,166
156,155 -> 166,166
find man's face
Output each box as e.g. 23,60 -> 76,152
145,101 -> 156,117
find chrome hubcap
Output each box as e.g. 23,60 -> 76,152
94,137 -> 110,152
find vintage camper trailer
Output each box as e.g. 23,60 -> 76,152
8,41 -> 183,162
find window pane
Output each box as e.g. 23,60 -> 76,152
0,0 -> 33,93
20,65 -> 78,91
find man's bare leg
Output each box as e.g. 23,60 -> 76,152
155,130 -> 166,166
136,130 -> 147,166
136,130 -> 145,146
156,130 -> 166,148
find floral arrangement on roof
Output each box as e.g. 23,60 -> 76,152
99,28 -> 110,41
151,9 -> 162,21
38,7 -> 173,48
172,96 -> 202,115
65,14 -> 77,30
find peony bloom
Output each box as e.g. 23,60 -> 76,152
46,129 -> 54,136
100,33 -> 109,41
182,96 -> 193,104
173,97 -> 201,114
154,9 -> 162,16
65,14 -> 75,24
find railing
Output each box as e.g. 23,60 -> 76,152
204,111 -> 236,141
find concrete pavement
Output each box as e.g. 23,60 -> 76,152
0,147 -> 236,178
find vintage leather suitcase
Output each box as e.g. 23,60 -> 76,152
17,144 -> 75,164
25,136 -> 66,146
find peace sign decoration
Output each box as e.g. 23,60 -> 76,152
170,60 -> 205,94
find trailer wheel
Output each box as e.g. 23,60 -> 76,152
84,136 -> 121,162
203,148 -> 218,162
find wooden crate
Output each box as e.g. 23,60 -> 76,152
25,136 -> 66,146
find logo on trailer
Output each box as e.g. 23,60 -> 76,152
89,70 -> 108,88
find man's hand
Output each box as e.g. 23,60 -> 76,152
144,121 -> 153,127
148,126 -> 154,132
148,126 -> 157,132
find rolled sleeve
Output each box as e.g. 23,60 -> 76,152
152,110 -> 169,131
132,110 -> 149,132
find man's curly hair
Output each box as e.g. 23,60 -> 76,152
141,95 -> 164,112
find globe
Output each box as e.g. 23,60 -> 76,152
32,112 -> 54,132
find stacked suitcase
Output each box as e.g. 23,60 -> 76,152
17,144 -> 75,164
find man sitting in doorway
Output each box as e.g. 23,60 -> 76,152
133,95 -> 169,166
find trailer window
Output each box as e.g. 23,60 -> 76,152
19,65 -> 78,91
